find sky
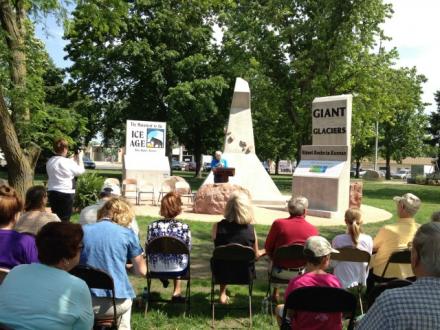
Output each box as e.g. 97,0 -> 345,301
35,0 -> 439,113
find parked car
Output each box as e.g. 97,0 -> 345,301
171,160 -> 186,171
83,157 -> 96,169
392,169 -> 411,179
185,161 -> 197,171
350,167 -> 367,177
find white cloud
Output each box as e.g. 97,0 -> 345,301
382,0 -> 440,112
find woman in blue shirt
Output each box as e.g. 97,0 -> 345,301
0,222 -> 93,329
81,197 -> 146,330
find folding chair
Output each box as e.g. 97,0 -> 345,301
330,247 -> 371,314
144,237 -> 191,316
137,180 -> 156,205
157,183 -> 172,204
367,279 -> 412,309
266,244 -> 305,317
211,243 -> 255,329
70,265 -> 118,330
122,178 -> 138,203
0,268 -> 10,285
380,249 -> 412,279
175,181 -> 194,204
281,286 -> 357,330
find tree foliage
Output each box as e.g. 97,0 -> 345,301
379,67 -> 428,178
65,0 -> 231,175
427,90 -> 440,170
0,0 -> 87,196
219,0 -> 394,161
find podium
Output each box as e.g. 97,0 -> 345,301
213,167 -> 235,183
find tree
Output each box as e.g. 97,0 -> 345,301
427,91 -> 440,171
379,67 -> 428,179
219,0 -> 394,161
65,0 -> 231,176
0,0 -> 67,197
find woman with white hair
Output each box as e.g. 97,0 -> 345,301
211,191 -> 264,304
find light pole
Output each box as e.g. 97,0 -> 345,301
374,121 -> 379,171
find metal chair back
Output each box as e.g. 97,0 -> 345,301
282,286 -> 357,330
70,265 -> 117,328
381,249 -> 412,278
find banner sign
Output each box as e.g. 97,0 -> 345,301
126,120 -> 166,156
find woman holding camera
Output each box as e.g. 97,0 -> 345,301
46,138 -> 84,222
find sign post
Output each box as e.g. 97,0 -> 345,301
123,120 -> 170,199
292,95 -> 352,218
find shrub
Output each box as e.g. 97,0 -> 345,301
74,172 -> 105,210
414,175 -> 426,185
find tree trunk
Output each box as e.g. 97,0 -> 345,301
355,159 -> 361,178
385,153 -> 391,180
195,152 -> 202,178
0,88 -> 39,199
275,156 -> 280,175
0,0 -> 29,124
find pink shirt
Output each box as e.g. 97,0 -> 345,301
285,272 -> 342,330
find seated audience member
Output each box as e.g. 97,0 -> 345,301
367,193 -> 421,291
15,185 -> 60,235
211,191 -> 264,304
431,210 -> 440,222
276,236 -> 341,329
147,192 -> 191,301
264,196 -> 318,302
332,208 -> 373,288
357,222 -> 440,329
81,197 -> 146,330
0,222 -> 93,329
0,185 -> 38,269
79,185 -> 139,236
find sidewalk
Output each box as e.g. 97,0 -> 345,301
133,202 -> 391,227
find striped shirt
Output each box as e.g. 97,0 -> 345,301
356,277 -> 440,329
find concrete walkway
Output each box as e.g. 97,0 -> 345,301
133,202 -> 392,227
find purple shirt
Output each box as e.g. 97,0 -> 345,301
0,229 -> 39,269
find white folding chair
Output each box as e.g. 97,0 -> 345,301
137,180 -> 156,205
157,183 -> 172,204
122,178 -> 138,203
175,181 -> 194,204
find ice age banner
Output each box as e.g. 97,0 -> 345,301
126,120 -> 166,156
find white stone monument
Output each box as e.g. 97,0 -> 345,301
292,95 -> 352,218
202,78 -> 284,205
123,120 -> 170,194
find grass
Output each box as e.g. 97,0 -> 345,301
127,175 -> 439,329
2,169 -> 440,328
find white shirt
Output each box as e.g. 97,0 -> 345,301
46,156 -> 85,194
331,233 -> 373,288
79,199 -> 140,236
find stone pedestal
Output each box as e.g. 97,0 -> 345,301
193,183 -> 250,215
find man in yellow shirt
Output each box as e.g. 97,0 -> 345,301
367,193 -> 421,291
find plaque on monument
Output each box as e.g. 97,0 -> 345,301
213,167 -> 235,183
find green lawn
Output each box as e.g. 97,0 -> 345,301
127,176 -> 439,329
3,169 -> 440,329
